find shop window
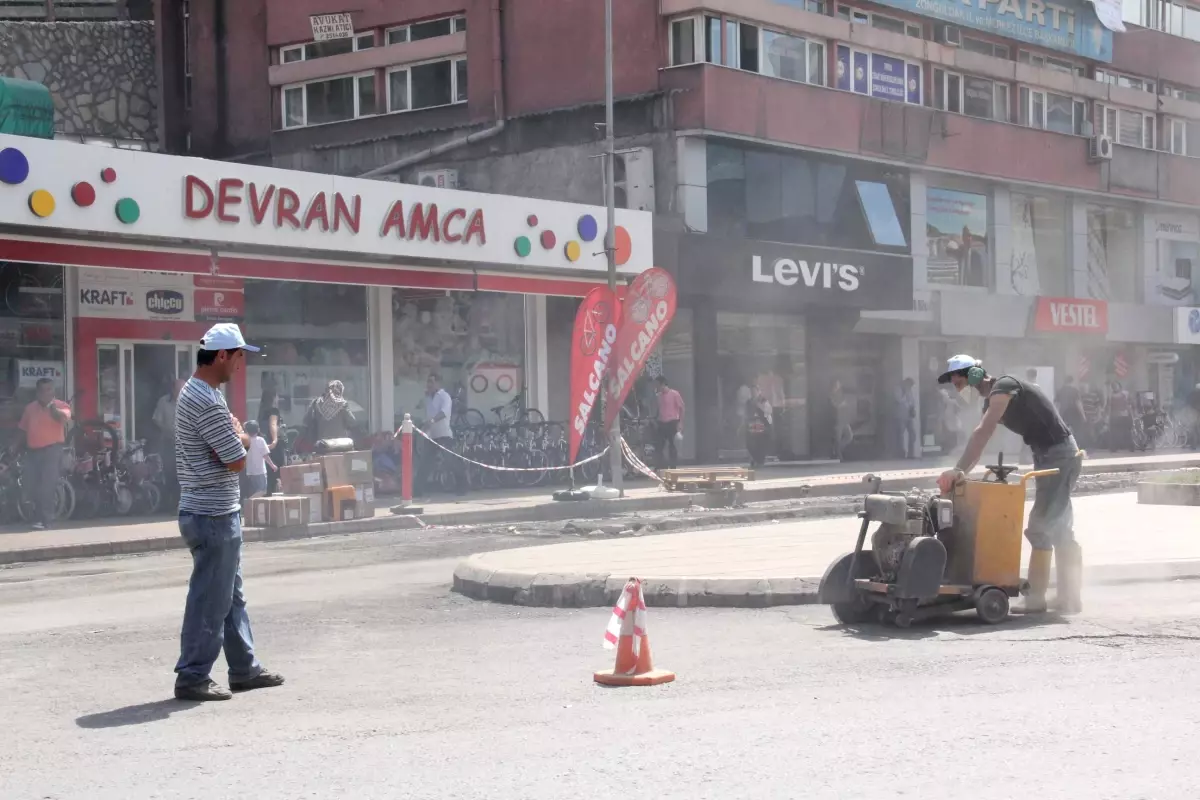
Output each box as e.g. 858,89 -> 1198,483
706,142 -> 910,253
839,47 -> 922,105
936,70 -> 1008,122
1020,87 -> 1087,135
1010,193 -> 1069,297
280,72 -> 377,129
392,290 -> 526,429
1085,205 -> 1140,302
280,33 -> 375,64
387,57 -> 467,112
243,281 -> 369,430
1099,103 -> 1156,149
716,311 -> 808,459
925,187 -> 989,287
385,15 -> 466,45
0,264 -> 66,445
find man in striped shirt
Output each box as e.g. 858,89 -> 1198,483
174,323 -> 285,702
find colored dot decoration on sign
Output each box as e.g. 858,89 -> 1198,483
614,225 -> 632,266
71,181 -> 96,207
539,230 -> 556,250
577,214 -> 598,242
101,167 -> 117,184
526,214 -> 538,227
115,197 -> 140,224
564,240 -> 581,262
28,189 -> 55,218
0,147 -> 30,185
513,235 -> 532,258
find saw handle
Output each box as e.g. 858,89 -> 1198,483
1019,468 -> 1059,487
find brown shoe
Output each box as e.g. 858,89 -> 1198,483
175,679 -> 233,702
229,670 -> 286,693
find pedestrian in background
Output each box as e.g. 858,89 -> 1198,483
305,380 -> 355,444
14,378 -> 71,531
258,389 -> 283,495
174,323 -> 284,702
654,375 -> 684,471
1108,381 -> 1133,451
893,377 -> 919,459
153,378 -> 185,506
242,420 -> 277,501
420,373 -> 465,496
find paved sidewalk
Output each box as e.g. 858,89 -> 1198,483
1,449 -> 1198,566
454,492 -> 1200,607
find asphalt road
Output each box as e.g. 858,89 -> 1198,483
2,526 -> 1199,799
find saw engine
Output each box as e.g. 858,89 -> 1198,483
865,489 -> 955,582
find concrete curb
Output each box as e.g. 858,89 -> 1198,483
452,555 -> 1200,609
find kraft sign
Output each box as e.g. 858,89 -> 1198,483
1032,297 -> 1108,334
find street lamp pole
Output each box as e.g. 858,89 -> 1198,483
603,0 -> 624,497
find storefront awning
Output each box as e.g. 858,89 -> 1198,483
0,78 -> 54,140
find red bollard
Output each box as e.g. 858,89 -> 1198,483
391,413 -> 423,516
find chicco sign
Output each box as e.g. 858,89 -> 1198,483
146,289 -> 185,315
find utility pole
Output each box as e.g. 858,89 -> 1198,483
603,0 -> 624,498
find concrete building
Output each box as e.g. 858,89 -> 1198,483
151,0 -> 1200,463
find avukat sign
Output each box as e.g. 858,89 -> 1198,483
602,267 -> 678,431
569,286 -> 621,463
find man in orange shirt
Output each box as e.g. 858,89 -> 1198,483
16,378 -> 72,530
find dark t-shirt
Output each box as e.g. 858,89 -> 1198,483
258,405 -> 280,449
984,375 -> 1072,449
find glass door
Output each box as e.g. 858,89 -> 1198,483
97,341 -> 134,446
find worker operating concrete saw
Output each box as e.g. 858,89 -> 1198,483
936,354 -> 1084,614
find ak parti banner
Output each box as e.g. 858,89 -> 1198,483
602,267 -> 678,432
569,286 -> 620,463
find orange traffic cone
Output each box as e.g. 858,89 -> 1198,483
593,578 -> 675,687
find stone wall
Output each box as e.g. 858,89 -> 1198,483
0,21 -> 157,145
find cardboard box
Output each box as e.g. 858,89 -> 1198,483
246,495 -> 311,528
354,484 -> 375,504
306,497 -> 324,525
246,497 -> 270,527
280,463 -> 323,495
318,454 -> 351,489
324,485 -> 357,521
347,451 -> 374,484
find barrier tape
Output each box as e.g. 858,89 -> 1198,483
621,437 -> 663,483
412,426 -> 610,473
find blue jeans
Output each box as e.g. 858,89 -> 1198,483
174,512 -> 262,687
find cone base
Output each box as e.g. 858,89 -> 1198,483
593,668 -> 676,686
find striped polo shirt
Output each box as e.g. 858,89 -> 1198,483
174,376 -> 245,516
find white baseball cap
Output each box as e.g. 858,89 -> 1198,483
200,323 -> 260,352
938,354 -> 981,383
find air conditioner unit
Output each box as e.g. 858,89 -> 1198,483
1088,134 -> 1113,162
416,168 -> 459,190
937,24 -> 962,46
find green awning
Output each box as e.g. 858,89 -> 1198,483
0,77 -> 54,140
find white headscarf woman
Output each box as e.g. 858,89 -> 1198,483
306,380 -> 355,442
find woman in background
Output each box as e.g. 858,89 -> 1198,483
258,389 -> 283,495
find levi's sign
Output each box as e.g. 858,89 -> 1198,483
752,255 -> 861,292
1033,297 -> 1108,334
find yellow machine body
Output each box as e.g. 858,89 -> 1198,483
944,469 -> 1057,590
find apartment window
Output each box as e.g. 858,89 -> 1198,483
670,17 -> 697,64
281,72 -> 377,129
1164,83 -> 1200,103
760,29 -> 825,85
387,57 -> 467,112
837,6 -> 920,36
962,36 -> 1009,59
935,69 -> 1007,120
1018,50 -> 1084,77
1020,87 -> 1087,135
386,14 -> 465,45
1095,69 -> 1156,94
280,33 -> 375,63
1099,103 -> 1156,149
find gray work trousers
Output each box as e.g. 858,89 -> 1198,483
1024,436 -> 1082,551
